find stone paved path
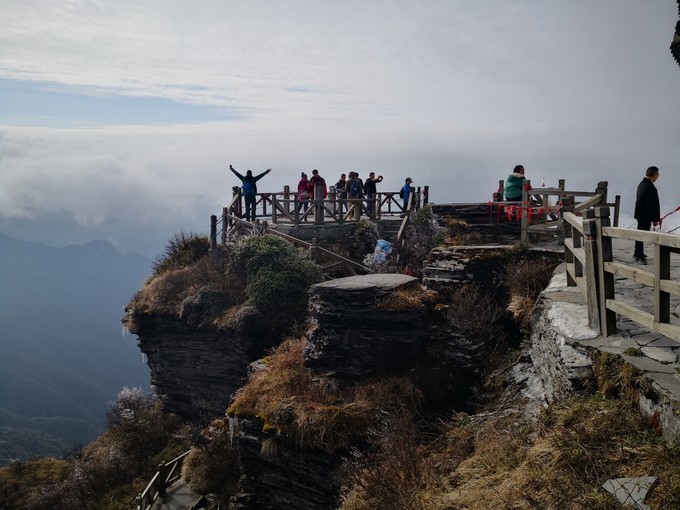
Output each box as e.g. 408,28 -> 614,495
150,480 -> 202,510
547,237 -> 680,442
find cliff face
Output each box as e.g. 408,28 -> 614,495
130,314 -> 249,420
126,289 -> 279,421
304,274 -> 431,378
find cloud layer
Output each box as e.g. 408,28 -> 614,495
1,0 -> 679,251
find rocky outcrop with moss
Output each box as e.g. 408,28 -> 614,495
123,234 -> 323,421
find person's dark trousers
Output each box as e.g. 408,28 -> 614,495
634,219 -> 652,258
245,196 -> 256,221
366,193 -> 375,218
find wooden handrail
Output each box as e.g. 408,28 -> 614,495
137,451 -> 190,510
563,201 -> 680,341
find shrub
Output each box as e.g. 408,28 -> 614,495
152,231 -> 210,277
105,387 -> 184,469
230,234 -> 323,318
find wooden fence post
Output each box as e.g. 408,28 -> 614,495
283,185 -> 291,214
271,195 -> 278,224
594,206 -> 616,336
493,180 -> 504,202
232,186 -> 242,218
520,179 -> 531,248
654,243 -> 671,324
562,196 -> 576,286
210,215 -> 217,250
613,195 -> 621,227
222,207 -> 228,244
595,181 -> 608,206
261,194 -> 268,218
311,238 -> 319,262
583,212 -> 600,331
423,185 -> 429,205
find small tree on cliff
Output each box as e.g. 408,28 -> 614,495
230,234 -> 323,318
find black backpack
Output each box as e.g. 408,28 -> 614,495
349,180 -> 362,196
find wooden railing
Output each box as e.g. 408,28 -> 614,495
222,184 -> 428,228
137,451 -> 189,510
563,202 -> 680,341
488,179 -> 620,248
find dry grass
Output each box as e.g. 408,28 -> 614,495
504,256 -> 560,330
444,217 -> 485,246
339,396 -> 680,510
126,252 -> 245,323
228,338 -> 423,453
182,419 -> 240,500
376,285 -> 440,311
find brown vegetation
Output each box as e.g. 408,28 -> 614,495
228,338 -> 423,453
182,419 -> 240,501
339,396 -> 680,510
0,389 -> 189,510
505,256 -> 561,329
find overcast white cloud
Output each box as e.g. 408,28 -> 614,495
0,0 -> 679,253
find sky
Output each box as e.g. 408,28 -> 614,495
1,0 -> 679,256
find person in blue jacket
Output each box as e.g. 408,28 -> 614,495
400,177 -> 414,215
229,164 -> 271,221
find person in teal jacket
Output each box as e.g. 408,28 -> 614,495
503,165 -> 527,202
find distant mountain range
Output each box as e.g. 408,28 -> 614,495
0,233 -> 152,465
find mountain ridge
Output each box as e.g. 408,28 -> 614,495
0,232 -> 153,464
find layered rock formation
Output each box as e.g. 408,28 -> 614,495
231,417 -> 343,510
304,274 -> 429,378
125,295 -> 276,421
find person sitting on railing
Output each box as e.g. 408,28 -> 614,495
503,165 -> 529,202
229,164 -> 271,222
633,166 -> 661,265
364,171 -> 384,218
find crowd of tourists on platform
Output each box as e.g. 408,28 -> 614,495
228,164 -> 416,222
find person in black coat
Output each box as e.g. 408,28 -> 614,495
633,166 -> 661,264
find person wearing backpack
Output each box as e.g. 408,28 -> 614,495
400,177 -> 414,216
229,164 -> 271,222
346,171 -> 364,220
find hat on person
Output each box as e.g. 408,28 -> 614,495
406,177 -> 412,183
301,172 -> 307,178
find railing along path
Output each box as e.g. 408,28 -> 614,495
137,451 -> 190,510
563,199 -> 680,342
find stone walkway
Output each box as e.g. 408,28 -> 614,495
539,237 -> 680,442
150,480 -> 204,510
